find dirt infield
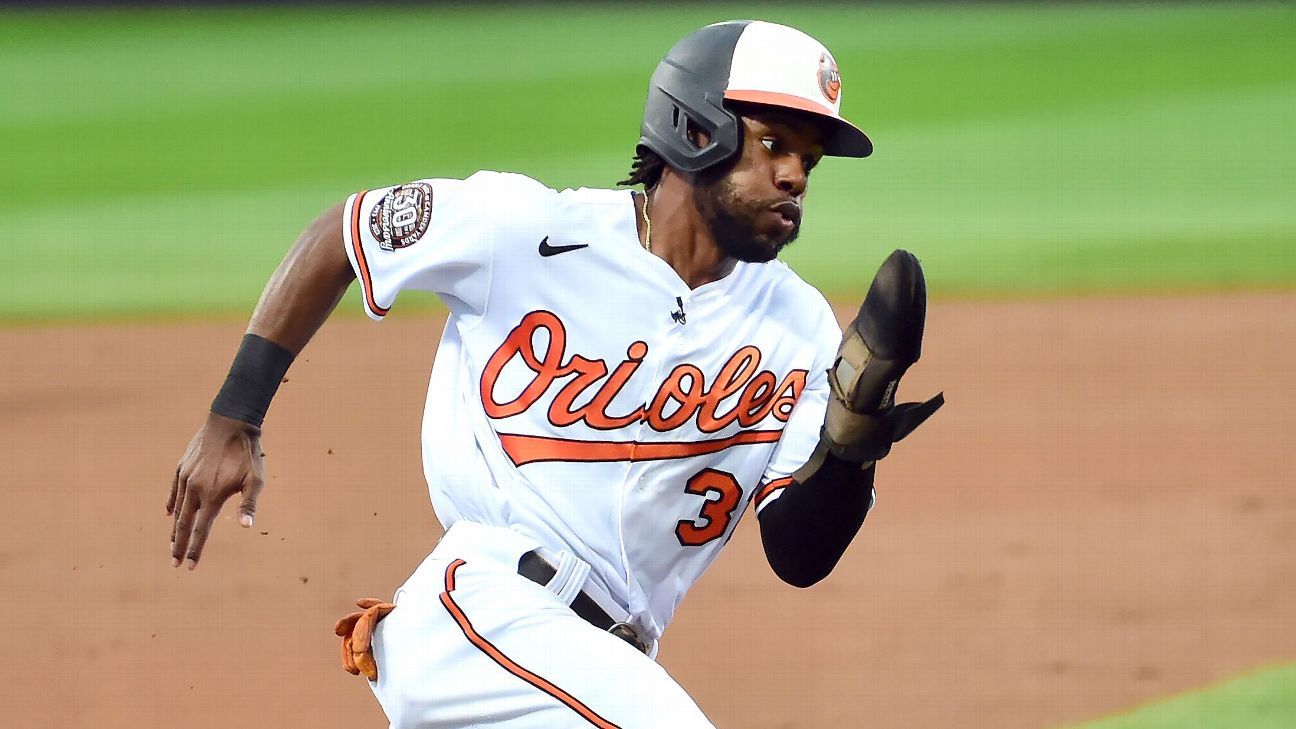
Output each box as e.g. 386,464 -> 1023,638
3,293 -> 1293,729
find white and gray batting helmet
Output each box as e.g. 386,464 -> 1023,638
638,20 -> 873,174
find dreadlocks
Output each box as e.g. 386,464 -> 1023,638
617,147 -> 666,190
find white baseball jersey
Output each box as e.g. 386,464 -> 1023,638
342,171 -> 841,643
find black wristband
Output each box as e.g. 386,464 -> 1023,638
210,333 -> 295,428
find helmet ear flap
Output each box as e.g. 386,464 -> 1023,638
638,21 -> 748,175
644,80 -> 741,175
679,102 -> 743,157
680,106 -> 745,184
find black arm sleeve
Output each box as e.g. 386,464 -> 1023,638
756,450 -> 876,588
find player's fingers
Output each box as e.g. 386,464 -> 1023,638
166,465 -> 180,515
170,431 -> 204,518
170,485 -> 202,567
183,500 -> 223,571
170,474 -> 190,547
237,472 -> 264,529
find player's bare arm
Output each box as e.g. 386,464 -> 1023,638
167,202 -> 355,570
758,251 -> 943,587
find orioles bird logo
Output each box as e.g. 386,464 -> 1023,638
818,52 -> 841,103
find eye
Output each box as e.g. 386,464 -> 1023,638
803,156 -> 820,174
761,137 -> 779,153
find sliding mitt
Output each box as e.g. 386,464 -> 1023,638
821,249 -> 944,465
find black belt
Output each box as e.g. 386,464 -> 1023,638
517,550 -> 649,654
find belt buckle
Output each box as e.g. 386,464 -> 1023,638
608,621 -> 650,654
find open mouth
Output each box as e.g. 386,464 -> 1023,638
771,201 -> 802,228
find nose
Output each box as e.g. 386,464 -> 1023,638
774,158 -> 806,198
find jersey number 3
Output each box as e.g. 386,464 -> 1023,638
675,469 -> 742,547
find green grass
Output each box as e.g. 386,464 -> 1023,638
1062,662 -> 1296,729
1,3 -> 1293,320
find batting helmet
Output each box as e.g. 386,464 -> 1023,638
639,20 -> 872,175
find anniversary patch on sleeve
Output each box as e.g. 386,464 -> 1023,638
369,182 -> 434,251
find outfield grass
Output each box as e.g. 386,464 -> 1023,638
1063,662 -> 1296,729
1,3 -> 1293,319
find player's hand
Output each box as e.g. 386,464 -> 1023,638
166,412 -> 265,570
823,249 -> 944,463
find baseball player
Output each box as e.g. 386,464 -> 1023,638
167,20 -> 941,728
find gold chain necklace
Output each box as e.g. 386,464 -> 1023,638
640,191 -> 652,253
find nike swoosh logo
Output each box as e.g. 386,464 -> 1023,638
538,236 -> 589,257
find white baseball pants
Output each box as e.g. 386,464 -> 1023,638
368,521 -> 715,728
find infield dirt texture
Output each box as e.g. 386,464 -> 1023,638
2,2 -> 1294,728
3,293 -> 1293,728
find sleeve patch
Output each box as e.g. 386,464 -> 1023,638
368,182 -> 434,251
